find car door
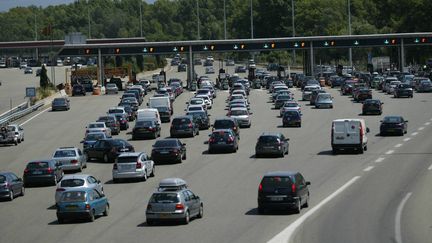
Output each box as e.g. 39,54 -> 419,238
9,173 -> 21,195
187,190 -> 199,215
182,191 -> 193,214
296,173 -> 308,204
94,140 -> 107,159
77,149 -> 85,167
88,176 -> 103,194
92,190 -> 105,214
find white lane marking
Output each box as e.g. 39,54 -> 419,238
403,138 -> 411,142
386,150 -> 395,155
395,144 -> 403,148
418,127 -> 424,131
363,166 -> 374,172
411,132 -> 418,136
395,193 -> 412,243
267,176 -> 361,243
20,107 -> 51,126
375,157 -> 385,163
428,164 -> 432,171
425,122 -> 431,126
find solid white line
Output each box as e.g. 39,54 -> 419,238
267,176 -> 361,243
395,193 -> 412,243
411,132 -> 418,136
425,122 -> 431,126
386,150 -> 395,155
395,144 -> 403,148
428,164 -> 432,171
363,166 -> 374,172
375,157 -> 385,163
20,107 -> 51,126
403,138 -> 411,142
418,127 -> 424,131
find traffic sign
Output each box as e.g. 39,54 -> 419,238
26,87 -> 36,97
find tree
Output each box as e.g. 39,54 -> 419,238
39,65 -> 50,88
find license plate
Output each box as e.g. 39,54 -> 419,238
160,151 -> 169,154
218,142 -> 226,144
270,197 -> 283,201
66,205 -> 78,209
159,213 -> 169,218
387,129 -> 394,132
32,171 -> 42,175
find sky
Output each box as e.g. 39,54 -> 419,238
0,0 -> 155,12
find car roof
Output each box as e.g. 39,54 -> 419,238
55,147 -> 78,151
213,129 -> 234,133
214,117 -> 236,121
263,171 -> 298,177
158,178 -> 187,189
27,159 -> 56,164
173,115 -> 193,119
230,107 -> 248,111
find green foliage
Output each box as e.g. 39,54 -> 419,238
39,65 -> 50,88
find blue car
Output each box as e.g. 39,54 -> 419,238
56,188 -> 109,223
80,132 -> 107,153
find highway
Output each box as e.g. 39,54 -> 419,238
0,62 -> 431,243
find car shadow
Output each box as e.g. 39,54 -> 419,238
137,221 -> 183,227
245,207 -> 297,216
47,204 -> 57,210
317,150 -> 334,156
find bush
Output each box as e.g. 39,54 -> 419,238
36,86 -> 56,101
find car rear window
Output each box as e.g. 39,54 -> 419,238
188,106 -> 202,111
60,179 -> 85,187
230,110 -> 248,116
108,109 -> 124,114
27,162 -> 49,169
383,117 -> 402,123
261,176 -> 292,188
333,122 -> 346,133
150,193 -> 180,203
136,121 -> 153,127
154,140 -> 177,147
211,131 -> 232,139
214,120 -> 234,128
89,123 -> 104,128
117,156 -> 138,163
54,150 -> 77,157
0,175 -> 6,183
86,133 -> 105,140
258,136 -> 279,143
60,191 -> 86,202
172,118 -> 190,125
190,99 -> 203,105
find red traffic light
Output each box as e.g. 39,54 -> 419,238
391,39 -> 397,44
421,38 -> 427,43
85,49 -> 91,54
115,48 -> 120,54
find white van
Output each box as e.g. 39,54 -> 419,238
148,97 -> 171,113
137,108 -> 161,124
331,119 -> 369,154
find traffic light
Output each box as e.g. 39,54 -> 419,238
210,45 -> 215,51
115,48 -> 120,54
180,46 -> 185,52
85,49 -> 91,54
271,43 -> 275,48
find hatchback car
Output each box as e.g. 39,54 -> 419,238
315,93 -> 333,109
394,83 -> 413,98
257,171 -> 310,214
0,172 -> 25,201
57,188 -> 109,223
52,97 -> 70,111
186,111 -> 210,130
7,124 -> 24,143
86,139 -> 135,163
282,110 -> 302,127
280,101 -> 301,117
52,147 -> 86,172
255,132 -> 289,157
72,84 -> 86,96
170,116 -> 199,138
227,108 -> 251,128
112,152 -> 155,182
132,119 -> 161,139
151,139 -> 186,164
208,129 -> 239,153
85,122 -> 112,138
97,115 -> 120,135
23,160 -> 63,186
362,99 -> 383,115
80,132 -> 107,153
212,117 -> 240,139
380,116 -> 408,136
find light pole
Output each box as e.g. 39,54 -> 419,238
223,0 -> 227,39
196,0 -> 200,40
291,0 -> 296,65
140,1 -> 143,37
250,0 -> 254,39
87,0 -> 91,38
348,0 -> 352,69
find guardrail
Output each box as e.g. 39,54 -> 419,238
0,102 -> 29,121
0,102 -> 44,126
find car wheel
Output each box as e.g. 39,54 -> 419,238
150,166 -> 155,177
332,148 -> 337,155
197,204 -> 204,218
20,186 -> 25,196
153,132 -> 157,139
358,146 -> 364,154
182,152 -> 187,160
18,138 -> 21,143
22,136 -> 24,142
103,204 -> 109,216
53,175 -> 58,186
113,178 -> 119,183
280,150 -> 285,157
89,209 -> 95,222
294,199 -> 301,214
183,211 -> 190,225
103,154 -> 109,163
8,190 -> 14,201
78,164 -> 82,172
83,162 -> 87,169
147,219 -> 154,226
304,194 -> 310,208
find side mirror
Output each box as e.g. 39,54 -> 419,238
380,120 -> 383,123
305,181 -> 311,185
366,127 -> 370,133
80,140 -> 84,143
405,120 -> 408,122
182,143 -> 186,146
204,141 -> 209,144
286,138 -> 290,141
97,180 -> 101,183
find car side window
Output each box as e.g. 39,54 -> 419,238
93,190 -> 101,199
141,154 -> 147,161
94,140 -> 102,148
187,190 -> 195,200
87,176 -> 96,184
182,191 -> 190,201
88,191 -> 95,201
9,173 -> 18,181
296,174 -> 305,186
78,149 -> 83,156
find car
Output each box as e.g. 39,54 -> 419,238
51,97 -> 70,111
274,95 -> 292,109
380,116 -> 408,136
24,67 -> 33,74
207,129 -> 239,153
394,83 -> 413,98
105,83 -> 119,94
146,180 -> 203,225
113,113 -> 129,130
56,188 -> 109,223
302,86 -> 320,101
226,59 -> 235,66
178,64 -> 187,72
52,147 -> 87,172
55,174 -> 104,204
387,81 -> 401,94
362,99 -> 383,115
194,59 -> 202,65
112,152 -> 155,183
23,160 -> 63,186
195,95 -> 212,109
310,89 -> 327,105
86,138 -> 135,163
7,124 -> 24,143
205,66 -> 215,74
235,66 -> 246,73
203,59 -> 213,67
151,139 -> 186,164
121,104 -> 136,121
353,88 -> 372,102
97,115 -> 120,135
187,98 -> 206,110
0,172 -> 25,201
85,122 -> 112,138
71,84 -> 85,97
255,132 -> 289,158
132,119 -> 161,139
80,79 -> 94,92
81,132 -> 107,152
185,104 -> 206,113
315,93 -> 333,109
186,111 -> 210,130
227,107 -> 252,128
257,171 -> 310,214
415,79 -> 432,92
282,110 -> 302,127
280,101 -> 301,117
170,116 -> 199,138
212,117 -> 240,139
331,119 -> 369,154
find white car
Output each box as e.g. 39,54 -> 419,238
7,124 -> 24,143
228,107 -> 251,128
280,101 -> 301,117
112,152 -> 155,182
195,95 -> 212,109
55,174 -> 103,203
186,104 -> 206,113
85,122 -> 112,137
105,83 -> 119,94
187,98 -> 207,111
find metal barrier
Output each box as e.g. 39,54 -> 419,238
0,102 -> 44,126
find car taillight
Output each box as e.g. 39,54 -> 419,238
24,168 -> 29,174
172,149 -> 179,154
188,123 -> 193,128
209,138 -> 215,143
149,127 -> 155,131
175,204 -> 185,210
113,164 -> 118,170
56,188 -> 65,192
136,162 -> 142,169
47,167 -> 53,173
71,160 -> 78,164
233,127 -> 237,130
258,183 -> 263,192
291,183 -> 296,193
227,136 -> 234,143
85,204 -> 91,210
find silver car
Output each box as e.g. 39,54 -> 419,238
7,124 -> 24,143
302,85 -> 321,101
105,83 -> 119,94
315,93 -> 334,108
146,179 -> 203,225
112,152 -> 155,182
86,122 -> 112,137
51,147 -> 87,172
228,107 -> 252,128
55,174 -> 103,203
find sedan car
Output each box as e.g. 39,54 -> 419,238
52,147 -> 86,172
56,188 -> 109,223
186,111 -> 210,130
151,139 -> 186,164
362,99 -> 383,115
23,160 -> 63,186
132,119 -> 161,139
227,107 -> 251,128
86,139 -> 135,163
105,83 -> 119,94
255,132 -> 289,158
55,174 -> 104,204
52,97 -> 70,111
380,116 -> 408,136
208,129 -> 239,153
394,83 -> 413,98
112,152 -> 155,182
280,101 -> 301,117
0,172 -> 25,201
315,93 -> 333,109
97,115 -> 120,135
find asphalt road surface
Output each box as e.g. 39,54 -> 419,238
0,62 -> 431,243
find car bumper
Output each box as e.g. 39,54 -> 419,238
57,211 -> 91,220
146,211 -> 187,220
0,190 -> 12,198
209,143 -> 235,151
315,103 -> 333,108
52,106 -> 68,110
170,129 -> 193,137
133,131 -> 156,138
113,170 -> 145,179
283,120 -> 301,126
61,164 -> 81,171
152,154 -> 180,163
258,197 -> 298,209
24,175 -> 55,184
256,147 -> 282,155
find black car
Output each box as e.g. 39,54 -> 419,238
151,139 -> 186,164
257,171 -> 310,214
121,104 -> 136,121
0,172 -> 25,201
170,116 -> 199,138
394,83 -> 413,98
155,106 -> 171,122
362,99 -> 383,115
380,116 -> 408,136
178,64 -> 187,72
97,115 -> 120,135
51,97 -> 70,111
354,88 -> 372,102
132,119 -> 161,139
86,139 -> 135,163
186,111 -> 210,129
282,110 -> 301,127
72,84 -> 86,96
255,132 -> 289,158
212,117 -> 240,139
23,160 -> 63,186
110,77 -> 123,91
207,129 -> 239,153
113,113 -> 129,130
80,79 -> 94,92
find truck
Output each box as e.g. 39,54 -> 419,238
147,97 -> 172,122
372,56 -> 390,73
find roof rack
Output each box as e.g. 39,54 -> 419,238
157,178 -> 187,191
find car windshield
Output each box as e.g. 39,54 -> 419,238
86,133 -> 105,140
230,110 -> 248,116
188,106 -> 202,111
117,156 -> 138,163
420,80 -> 431,84
108,109 -> 123,114
317,94 -> 332,101
150,193 -> 179,203
154,140 -> 178,147
60,191 -> 86,202
155,107 -> 169,112
54,150 -> 76,157
0,175 -> 5,183
211,131 -> 232,139
383,117 -> 403,123
27,162 -> 49,169
107,84 -> 116,88
284,111 -> 300,117
53,99 -> 66,104
89,123 -> 104,128
60,179 -> 85,187
214,120 -> 233,128
261,176 -> 292,188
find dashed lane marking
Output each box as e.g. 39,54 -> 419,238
418,127 -> 424,131
425,122 -> 431,126
403,138 -> 411,142
411,132 -> 418,136
386,150 -> 395,155
363,166 -> 374,172
20,107 -> 51,126
395,144 -> 403,148
375,157 -> 385,163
